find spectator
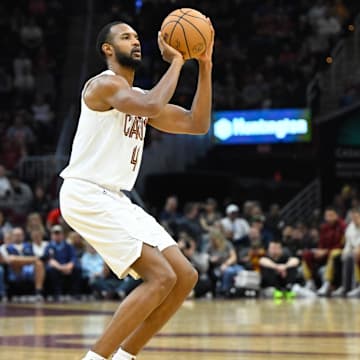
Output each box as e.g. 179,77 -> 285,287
30,93 -> 54,138
238,227 -> 265,272
20,17 -> 43,49
302,207 -> 345,296
68,231 -> 86,259
0,210 -> 12,240
25,212 -> 46,240
332,207 -> 360,297
0,260 -> 5,301
159,195 -> 181,237
199,197 -> 222,233
44,224 -> 81,301
0,165 -> 12,199
30,183 -> 52,220
177,202 -> 204,250
0,227 -> 45,301
8,173 -> 34,215
13,51 -> 32,79
23,226 -> 48,258
81,243 -> 106,298
0,66 -> 13,107
6,112 -> 36,148
260,240 -> 300,298
250,214 -> 274,248
207,229 -> 244,297
220,203 -> 250,249
13,65 -> 35,96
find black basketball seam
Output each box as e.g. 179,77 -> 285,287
178,16 -> 208,50
166,10 -> 193,58
179,8 -> 196,16
168,18 -> 181,51
161,19 -> 181,30
179,8 -> 207,21
176,21 -> 191,59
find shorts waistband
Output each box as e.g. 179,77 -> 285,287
63,178 -> 123,195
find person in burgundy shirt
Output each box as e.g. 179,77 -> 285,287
302,207 -> 345,296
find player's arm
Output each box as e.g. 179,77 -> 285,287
85,33 -> 184,117
148,21 -> 214,135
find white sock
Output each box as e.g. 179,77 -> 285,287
112,347 -> 136,360
82,350 -> 106,360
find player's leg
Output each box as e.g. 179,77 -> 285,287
88,243 -> 177,359
117,245 -> 198,356
8,256 -> 45,294
33,258 -> 45,296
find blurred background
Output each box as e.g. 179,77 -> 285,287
0,0 -> 360,301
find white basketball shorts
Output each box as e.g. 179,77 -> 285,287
59,178 -> 176,279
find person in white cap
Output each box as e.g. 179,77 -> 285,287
220,204 -> 250,249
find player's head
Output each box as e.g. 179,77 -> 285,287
96,21 -> 142,69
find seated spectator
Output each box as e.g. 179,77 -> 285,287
302,207 -> 345,296
0,210 -> 12,240
25,212 -> 46,241
199,197 -> 222,233
46,206 -> 61,230
30,93 -> 54,139
44,225 -> 81,301
265,203 -> 282,239
207,229 -> 244,297
177,231 -> 209,275
0,227 -> 45,301
20,17 -> 43,49
250,214 -> 274,248
6,112 -> 36,150
238,227 -> 265,272
333,207 -> 360,297
0,66 -> 13,107
68,231 -> 86,259
23,226 -> 48,258
176,202 -> 204,250
81,243 -> 106,297
159,195 -> 181,237
8,173 -> 34,216
0,164 -> 12,199
30,183 -> 52,221
0,263 -> 4,300
260,240 -> 300,298
220,203 -> 250,249
282,222 -> 318,258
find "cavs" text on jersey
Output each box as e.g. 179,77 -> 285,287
124,114 -> 148,141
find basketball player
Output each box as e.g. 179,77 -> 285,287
59,20 -> 214,360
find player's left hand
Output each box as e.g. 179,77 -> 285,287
198,18 -> 215,63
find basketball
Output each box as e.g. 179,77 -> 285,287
160,8 -> 212,60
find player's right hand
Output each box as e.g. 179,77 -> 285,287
158,31 -> 184,65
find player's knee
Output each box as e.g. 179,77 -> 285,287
156,269 -> 177,295
187,266 -> 198,288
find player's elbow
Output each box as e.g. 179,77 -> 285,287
146,101 -> 163,117
193,123 -> 210,135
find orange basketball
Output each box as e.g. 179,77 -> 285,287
160,8 -> 212,60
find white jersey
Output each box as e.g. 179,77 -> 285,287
60,70 -> 148,191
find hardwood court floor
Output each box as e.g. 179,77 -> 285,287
0,298 -> 359,359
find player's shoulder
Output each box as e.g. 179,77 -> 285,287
86,71 -> 128,93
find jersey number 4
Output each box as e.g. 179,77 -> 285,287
131,145 -> 140,171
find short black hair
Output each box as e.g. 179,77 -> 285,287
325,206 -> 338,213
96,21 -> 124,60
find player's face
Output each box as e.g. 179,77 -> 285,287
111,24 -> 142,69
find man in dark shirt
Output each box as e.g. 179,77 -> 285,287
44,225 -> 81,300
260,240 -> 300,298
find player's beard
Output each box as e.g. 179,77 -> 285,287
114,48 -> 142,70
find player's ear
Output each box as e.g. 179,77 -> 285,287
102,43 -> 113,57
